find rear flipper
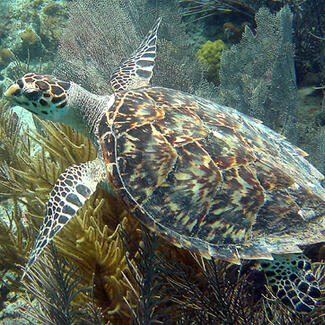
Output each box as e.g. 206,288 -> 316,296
261,253 -> 322,313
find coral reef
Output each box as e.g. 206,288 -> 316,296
196,39 -> 227,83
0,1 -> 324,324
2,75 -> 324,324
0,68 -> 324,325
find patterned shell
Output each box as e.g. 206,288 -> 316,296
99,87 -> 325,264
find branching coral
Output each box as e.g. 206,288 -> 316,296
53,189 -> 139,324
163,256 -> 285,324
0,104 -> 20,164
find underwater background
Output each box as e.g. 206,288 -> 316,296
0,0 -> 324,324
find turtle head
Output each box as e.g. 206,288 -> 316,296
4,73 -> 71,121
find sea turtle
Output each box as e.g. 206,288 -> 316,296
4,18 -> 325,313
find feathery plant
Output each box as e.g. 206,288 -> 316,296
122,227 -> 172,324
0,99 -> 33,287
21,245 -> 103,325
121,225 -> 325,324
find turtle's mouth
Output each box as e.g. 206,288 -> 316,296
5,83 -> 44,107
4,84 -> 21,98
5,84 -> 42,101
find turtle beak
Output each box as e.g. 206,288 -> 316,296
4,84 -> 21,98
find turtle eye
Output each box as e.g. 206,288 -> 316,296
23,88 -> 42,101
17,79 -> 24,88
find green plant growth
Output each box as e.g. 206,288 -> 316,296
196,39 -> 227,83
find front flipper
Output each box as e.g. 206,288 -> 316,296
261,254 -> 322,313
23,158 -> 106,277
110,17 -> 161,93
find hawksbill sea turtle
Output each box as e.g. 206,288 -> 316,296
4,18 -> 325,313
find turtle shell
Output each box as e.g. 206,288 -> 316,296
99,87 -> 325,264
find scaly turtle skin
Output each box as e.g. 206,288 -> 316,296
4,18 -> 325,314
